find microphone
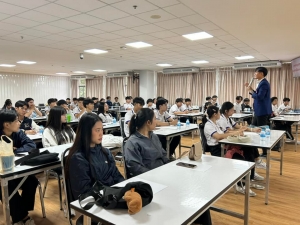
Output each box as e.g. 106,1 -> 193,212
248,78 -> 254,87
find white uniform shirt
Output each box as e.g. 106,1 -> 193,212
204,119 -> 225,146
181,104 -> 193,112
234,102 -> 242,113
72,106 -> 81,115
278,103 -> 291,114
155,110 -> 171,122
217,114 -> 236,131
123,103 -> 134,110
124,110 -> 135,137
99,113 -> 113,123
42,128 -> 76,148
169,104 -> 184,118
272,104 -> 279,116
143,104 -> 155,110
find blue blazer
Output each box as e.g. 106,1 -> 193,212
251,78 -> 272,116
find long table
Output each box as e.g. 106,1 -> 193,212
219,130 -> 285,205
70,155 -> 255,225
230,113 -> 253,124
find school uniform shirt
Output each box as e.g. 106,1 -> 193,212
169,104 -> 185,118
19,117 -> 40,131
124,110 -> 135,137
123,103 -> 134,110
278,104 -> 291,115
72,106 -> 81,115
272,104 -> 279,117
234,102 -> 242,113
241,103 -> 252,111
42,128 -> 76,148
155,110 -> 171,122
0,130 -> 36,153
112,102 -> 121,107
99,113 -> 113,123
28,110 -> 39,118
44,106 -> 50,114
212,101 -> 221,108
181,104 -> 193,112
70,102 -> 77,108
217,114 -> 236,131
79,111 -> 96,119
204,119 -> 225,146
143,104 -> 155,110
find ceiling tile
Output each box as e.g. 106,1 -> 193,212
172,26 -> 201,35
1,33 -> 37,42
195,22 -> 220,31
62,38 -> 89,45
225,39 -> 244,45
163,3 -> 195,17
0,12 -> 10,20
26,38 -> 57,45
92,22 -> 125,32
2,17 -> 41,28
44,34 -> 71,41
0,29 -> 12,36
33,24 -> 65,33
67,14 -> 105,26
135,9 -> 176,22
150,39 -> 171,45
45,41 -> 76,48
112,37 -> 136,44
18,29 -> 50,37
217,35 -> 236,41
88,5 -> 129,20
159,43 -> 180,49
208,29 -> 228,36
146,0 -> 180,7
112,29 -> 142,37
1,0 -> 49,9
100,0 -> 123,3
181,14 -> 209,25
48,19 -> 84,30
154,18 -> 189,29
96,33 -> 122,40
55,0 -> 106,12
94,40 -> 120,47
35,3 -> 80,18
166,36 -> 188,43
150,30 -> 177,38
112,16 -> 149,28
0,2 -> 28,15
17,10 -> 60,23
112,0 -> 158,14
132,24 -> 165,34
131,34 -> 157,42
72,27 -> 104,35
58,30 -> 87,38
0,21 -> 25,32
78,36 -> 105,43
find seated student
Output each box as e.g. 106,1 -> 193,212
155,98 -> 180,160
124,108 -> 212,225
182,98 -> 193,112
15,101 -> 40,135
2,99 -> 15,111
278,97 -> 292,114
169,98 -> 187,118
100,98 -> 106,103
24,98 -> 43,118
203,102 -> 212,114
124,97 -> 145,137
152,98 -> 157,109
0,110 -> 38,225
123,96 -> 134,110
106,96 -> 113,107
202,96 -> 212,112
73,97 -> 86,119
211,95 -> 220,108
57,99 -> 75,121
92,97 -> 100,110
66,98 -> 71,106
79,98 -> 95,119
271,97 -> 279,117
45,98 -> 57,115
66,113 -> 124,200
143,98 -> 155,110
98,102 -> 113,123
234,96 -> 243,113
112,97 -> 121,107
42,106 -> 76,147
70,98 -> 78,110
241,98 -> 252,111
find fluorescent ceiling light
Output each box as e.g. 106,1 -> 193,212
0,64 -> 16,67
235,55 -> 254,60
93,69 -> 106,72
126,42 -> 152,48
84,49 -> 108,54
156,63 -> 172,67
17,61 -> 36,64
192,60 -> 209,64
56,73 -> 68,75
73,71 -> 86,74
182,32 -> 213,41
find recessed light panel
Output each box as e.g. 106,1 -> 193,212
126,42 -> 153,48
182,32 -> 213,41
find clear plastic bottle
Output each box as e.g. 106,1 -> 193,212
112,117 -> 116,124
177,121 -> 181,130
186,119 -> 190,128
260,130 -> 266,142
39,125 -> 44,135
265,127 -> 270,138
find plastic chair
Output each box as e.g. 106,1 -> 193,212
122,137 -> 133,179
119,117 -> 126,138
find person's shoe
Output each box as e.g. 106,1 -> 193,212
235,185 -> 256,197
169,155 -> 176,161
260,153 -> 267,158
285,138 -> 294,143
253,172 -> 264,181
255,159 -> 267,169
13,222 -> 24,225
250,183 -> 265,190
24,219 -> 35,225
71,208 -> 76,217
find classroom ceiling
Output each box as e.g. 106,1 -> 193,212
0,0 -> 299,76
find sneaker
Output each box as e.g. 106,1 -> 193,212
13,222 -> 24,225
253,172 -> 264,181
285,138 -> 293,143
259,153 -> 267,158
235,185 -> 256,197
24,219 -> 35,225
250,183 -> 265,190
71,208 -> 76,217
255,159 -> 266,169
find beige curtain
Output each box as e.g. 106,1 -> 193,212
106,77 -> 126,103
71,79 -> 78,98
127,76 -> 140,100
86,76 -> 103,98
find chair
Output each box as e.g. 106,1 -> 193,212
37,180 -> 47,218
199,123 -> 208,154
119,117 -> 126,138
39,103 -> 45,106
122,137 -> 133,179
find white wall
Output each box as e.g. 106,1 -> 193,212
0,72 -> 70,106
139,70 -> 157,100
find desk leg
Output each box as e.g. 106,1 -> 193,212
265,149 -> 271,205
280,136 -> 284,175
166,137 -> 170,158
1,178 -> 10,225
295,124 -> 298,152
244,171 -> 250,225
83,215 -> 91,225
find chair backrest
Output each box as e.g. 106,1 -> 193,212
39,103 -> 45,106
199,123 -> 208,153
122,137 -> 133,179
119,117 -> 126,138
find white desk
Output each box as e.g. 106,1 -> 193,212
219,130 -> 285,205
28,133 -> 43,141
230,113 -> 253,124
154,124 -> 199,157
103,122 -> 120,133
70,155 -> 255,225
177,112 -> 203,118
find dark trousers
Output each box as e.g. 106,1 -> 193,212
207,144 -> 222,157
241,147 -> 258,180
0,175 -> 38,223
252,115 -> 269,154
158,135 -> 181,156
274,121 -> 294,140
194,209 -> 212,225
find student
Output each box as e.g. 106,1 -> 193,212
277,97 -> 294,141
0,110 -> 37,225
234,96 -> 243,113
66,98 -> 71,106
202,96 -> 212,112
15,101 -> 40,135
92,97 -> 100,110
2,99 -> 15,111
73,97 -> 85,119
271,97 -> 279,117
97,102 -> 113,123
24,98 -> 42,118
124,108 -> 212,225
70,98 -> 78,110
42,106 -> 75,147
124,97 -> 145,137
112,97 -> 120,107
79,98 -> 95,119
45,98 -> 57,115
100,98 -> 105,103
152,98 -> 157,109
155,98 -> 180,160
203,102 -> 212,114
278,97 -> 292,114
57,99 -> 75,121
143,98 -> 155,109
182,98 -> 193,112
241,98 -> 252,111
123,96 -> 134,110
211,95 -> 220,108
66,113 -> 124,200
169,98 -> 187,118
106,96 -> 112,107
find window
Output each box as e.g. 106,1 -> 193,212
79,86 -> 86,97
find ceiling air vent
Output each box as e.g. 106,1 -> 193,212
162,67 -> 200,74
233,61 -> 281,69
107,71 -> 133,77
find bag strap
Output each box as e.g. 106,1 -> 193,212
78,181 -> 105,210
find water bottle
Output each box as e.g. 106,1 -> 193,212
39,125 -> 44,135
112,117 -> 116,124
260,130 -> 266,142
186,119 -> 190,128
177,121 -> 181,130
266,127 -> 270,138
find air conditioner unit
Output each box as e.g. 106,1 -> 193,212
106,71 -> 133,78
162,67 -> 200,74
233,60 -> 282,70
70,74 -> 96,79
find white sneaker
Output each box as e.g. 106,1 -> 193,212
250,183 -> 265,190
255,159 -> 267,169
235,185 -> 256,197
71,208 -> 76,217
24,219 -> 35,225
13,222 -> 24,225
253,172 -> 264,181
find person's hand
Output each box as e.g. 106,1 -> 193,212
239,126 -> 248,131
26,130 -> 37,135
170,119 -> 178,126
13,147 -> 17,150
244,82 -> 249,87
63,105 -> 69,111
253,127 -> 261,133
235,130 -> 244,136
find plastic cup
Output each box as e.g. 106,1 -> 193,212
1,155 -> 15,172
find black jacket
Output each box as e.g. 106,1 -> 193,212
0,130 -> 36,153
69,145 -> 124,200
20,117 -> 33,130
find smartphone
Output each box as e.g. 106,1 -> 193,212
176,162 -> 197,168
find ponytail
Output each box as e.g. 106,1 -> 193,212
202,106 -> 219,126
129,108 -> 154,136
129,114 -> 138,135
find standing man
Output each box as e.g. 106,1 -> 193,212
245,67 -> 272,156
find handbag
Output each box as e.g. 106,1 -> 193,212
15,149 -> 59,166
179,142 -> 203,161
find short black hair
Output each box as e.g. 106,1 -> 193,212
156,98 -> 168,110
175,98 -> 183,103
206,96 -> 211,101
83,98 -> 94,108
133,97 -> 145,106
92,97 -> 98,100
185,98 -> 191,102
73,98 -> 77,101
271,97 -> 278,103
212,95 -> 217,98
255,67 -> 268,76
48,98 -> 57,105
283,97 -> 290,102
24,98 -> 33,102
15,100 -> 28,108
146,98 -> 153,104
57,99 -> 67,106
243,98 -> 250,102
66,98 -> 70,100
156,96 -> 164,101
106,96 -> 111,100
0,110 -> 18,131
77,97 -> 85,102
125,96 -> 131,100
114,97 -> 118,100
54,98 -> 58,101
236,96 -> 243,101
